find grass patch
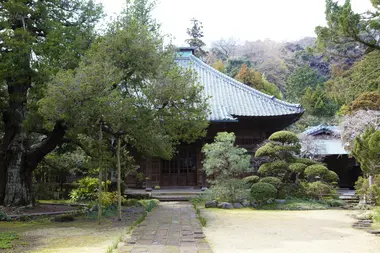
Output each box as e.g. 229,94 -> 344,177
372,207 -> 380,229
191,199 -> 207,227
259,199 -> 329,210
0,232 -> 19,249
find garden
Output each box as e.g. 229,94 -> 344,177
0,175 -> 159,252
194,131 -> 344,211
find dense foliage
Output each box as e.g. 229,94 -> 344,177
202,132 -> 252,202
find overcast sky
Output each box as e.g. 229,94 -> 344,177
98,0 -> 374,46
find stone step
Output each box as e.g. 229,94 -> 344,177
152,195 -> 197,201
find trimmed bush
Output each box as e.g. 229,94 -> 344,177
304,165 -> 339,183
250,182 -> 277,204
307,181 -> 333,200
0,210 -> 10,221
243,176 -> 260,187
269,131 -> 299,144
289,163 -> 307,174
278,183 -> 308,199
295,158 -> 316,166
258,160 -> 287,176
260,177 -> 282,189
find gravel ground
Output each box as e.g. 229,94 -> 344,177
202,209 -> 380,253
1,206 -> 145,253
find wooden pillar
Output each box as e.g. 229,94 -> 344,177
145,156 -> 152,192
198,141 -> 208,191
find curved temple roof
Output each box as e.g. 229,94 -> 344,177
176,53 -> 304,122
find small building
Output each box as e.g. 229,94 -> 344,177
128,48 -> 304,190
300,125 -> 361,189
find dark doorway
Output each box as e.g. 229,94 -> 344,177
161,146 -> 198,187
323,155 -> 362,189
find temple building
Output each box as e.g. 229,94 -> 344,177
300,125 -> 361,189
128,48 -> 304,190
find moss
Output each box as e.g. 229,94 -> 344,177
0,232 -> 19,249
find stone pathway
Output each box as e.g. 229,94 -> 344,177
117,202 -> 213,253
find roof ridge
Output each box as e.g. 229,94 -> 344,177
182,55 -> 302,110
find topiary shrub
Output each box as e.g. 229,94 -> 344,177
304,165 -> 339,183
278,183 -> 308,199
250,182 -> 277,204
243,176 -> 260,187
269,131 -> 299,144
307,181 -> 333,200
260,177 -> 282,189
258,160 -> 287,176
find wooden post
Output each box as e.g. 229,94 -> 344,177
117,137 -> 122,221
98,122 -> 103,225
145,156 -> 152,192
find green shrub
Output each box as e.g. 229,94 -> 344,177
304,165 -> 339,183
140,199 -> 159,212
242,176 -> 260,187
355,175 -> 380,204
259,199 -> 329,210
260,177 -> 282,189
324,198 -> 345,207
269,131 -> 299,144
70,177 -> 110,202
0,210 -> 10,221
101,191 -> 126,208
278,183 -> 307,199
307,181 -> 333,200
250,182 -> 277,204
208,178 -> 249,202
122,199 -> 143,207
0,232 -> 18,249
289,163 -> 308,174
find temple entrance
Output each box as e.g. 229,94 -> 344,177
161,146 -> 198,187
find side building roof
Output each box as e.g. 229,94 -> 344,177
175,53 -> 304,122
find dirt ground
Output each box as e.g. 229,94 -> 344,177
201,209 -> 380,253
0,206 -> 145,253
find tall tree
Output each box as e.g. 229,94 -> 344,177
39,0 -> 209,212
352,128 -> 380,187
185,18 -> 207,59
315,0 -> 379,57
285,66 -> 323,102
0,0 -> 103,206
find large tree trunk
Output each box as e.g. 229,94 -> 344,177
4,133 -> 32,206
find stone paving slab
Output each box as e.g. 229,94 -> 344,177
118,202 -> 213,253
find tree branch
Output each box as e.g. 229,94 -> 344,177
27,120 -> 66,171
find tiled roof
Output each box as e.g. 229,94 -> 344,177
175,55 -> 304,122
303,125 -> 341,136
300,125 -> 347,155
